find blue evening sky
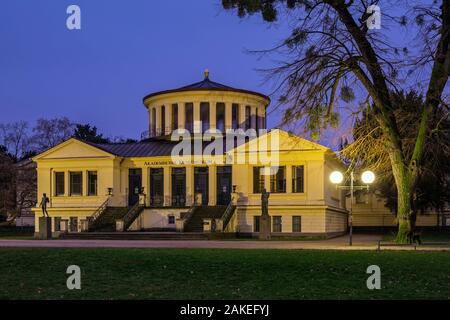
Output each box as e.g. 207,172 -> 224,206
0,0 -> 293,141
1,1 -> 415,148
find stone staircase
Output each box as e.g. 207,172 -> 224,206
184,205 -> 228,232
88,207 -> 130,232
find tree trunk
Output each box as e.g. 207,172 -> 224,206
387,149 -> 413,243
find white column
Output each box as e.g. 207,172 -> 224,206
225,102 -> 232,131
209,101 -> 216,132
186,166 -> 194,206
82,171 -> 87,196
163,166 -> 171,206
165,104 -> 172,135
239,104 -> 246,130
148,108 -> 152,136
193,102 -> 201,134
208,165 -> 216,205
178,102 -> 185,132
258,106 -> 266,130
286,165 -> 292,193
264,169 -> 271,193
155,105 -> 161,136
64,171 -> 69,196
142,167 -> 150,206
250,106 -> 257,130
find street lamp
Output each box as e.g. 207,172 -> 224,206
330,170 -> 375,246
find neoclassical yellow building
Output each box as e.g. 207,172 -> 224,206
32,71 -> 351,237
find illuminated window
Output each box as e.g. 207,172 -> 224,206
270,167 -> 286,193
253,167 -> 265,193
273,216 -> 282,232
69,172 -> 82,196
292,166 -> 305,193
87,171 -> 97,196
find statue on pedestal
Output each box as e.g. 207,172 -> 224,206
40,193 -> 49,217
259,188 -> 271,240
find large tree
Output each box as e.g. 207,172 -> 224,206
343,90 -> 450,227
222,0 -> 450,242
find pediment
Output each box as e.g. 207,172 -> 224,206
33,138 -> 115,161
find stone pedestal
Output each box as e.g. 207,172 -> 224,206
259,214 -> 271,240
36,217 -> 52,239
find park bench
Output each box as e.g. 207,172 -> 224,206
377,240 -> 450,251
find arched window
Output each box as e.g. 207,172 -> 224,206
216,103 -> 225,133
161,105 -> 166,135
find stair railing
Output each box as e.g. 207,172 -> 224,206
219,196 -> 236,232
182,201 -> 198,226
120,202 -> 145,231
88,197 -> 110,225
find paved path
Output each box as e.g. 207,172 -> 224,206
0,234 -> 448,251
0,234 -> 379,250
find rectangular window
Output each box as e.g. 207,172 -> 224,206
69,172 -> 82,196
232,103 -> 239,129
292,166 -> 305,193
270,167 -> 286,193
172,104 -> 178,130
292,216 -> 301,232
185,103 -> 193,133
253,167 -> 265,193
55,172 -> 65,196
273,216 -> 282,232
216,102 -> 225,132
69,217 -> 78,232
87,171 -> 97,196
253,216 -> 260,232
200,102 -> 210,133
168,215 -> 175,224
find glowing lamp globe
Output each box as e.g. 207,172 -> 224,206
329,171 -> 344,184
361,171 -> 375,184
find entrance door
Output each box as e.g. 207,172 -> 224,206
216,166 -> 232,205
171,167 -> 186,207
128,169 -> 142,206
150,168 -> 164,206
194,167 -> 209,205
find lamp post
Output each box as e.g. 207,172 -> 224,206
330,170 -> 375,246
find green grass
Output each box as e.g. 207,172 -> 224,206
0,226 -> 34,240
0,248 -> 449,299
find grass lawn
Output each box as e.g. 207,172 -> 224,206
0,248 -> 449,300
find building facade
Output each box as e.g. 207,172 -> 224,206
32,71 -> 350,237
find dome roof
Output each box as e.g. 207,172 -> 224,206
143,70 -> 270,102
